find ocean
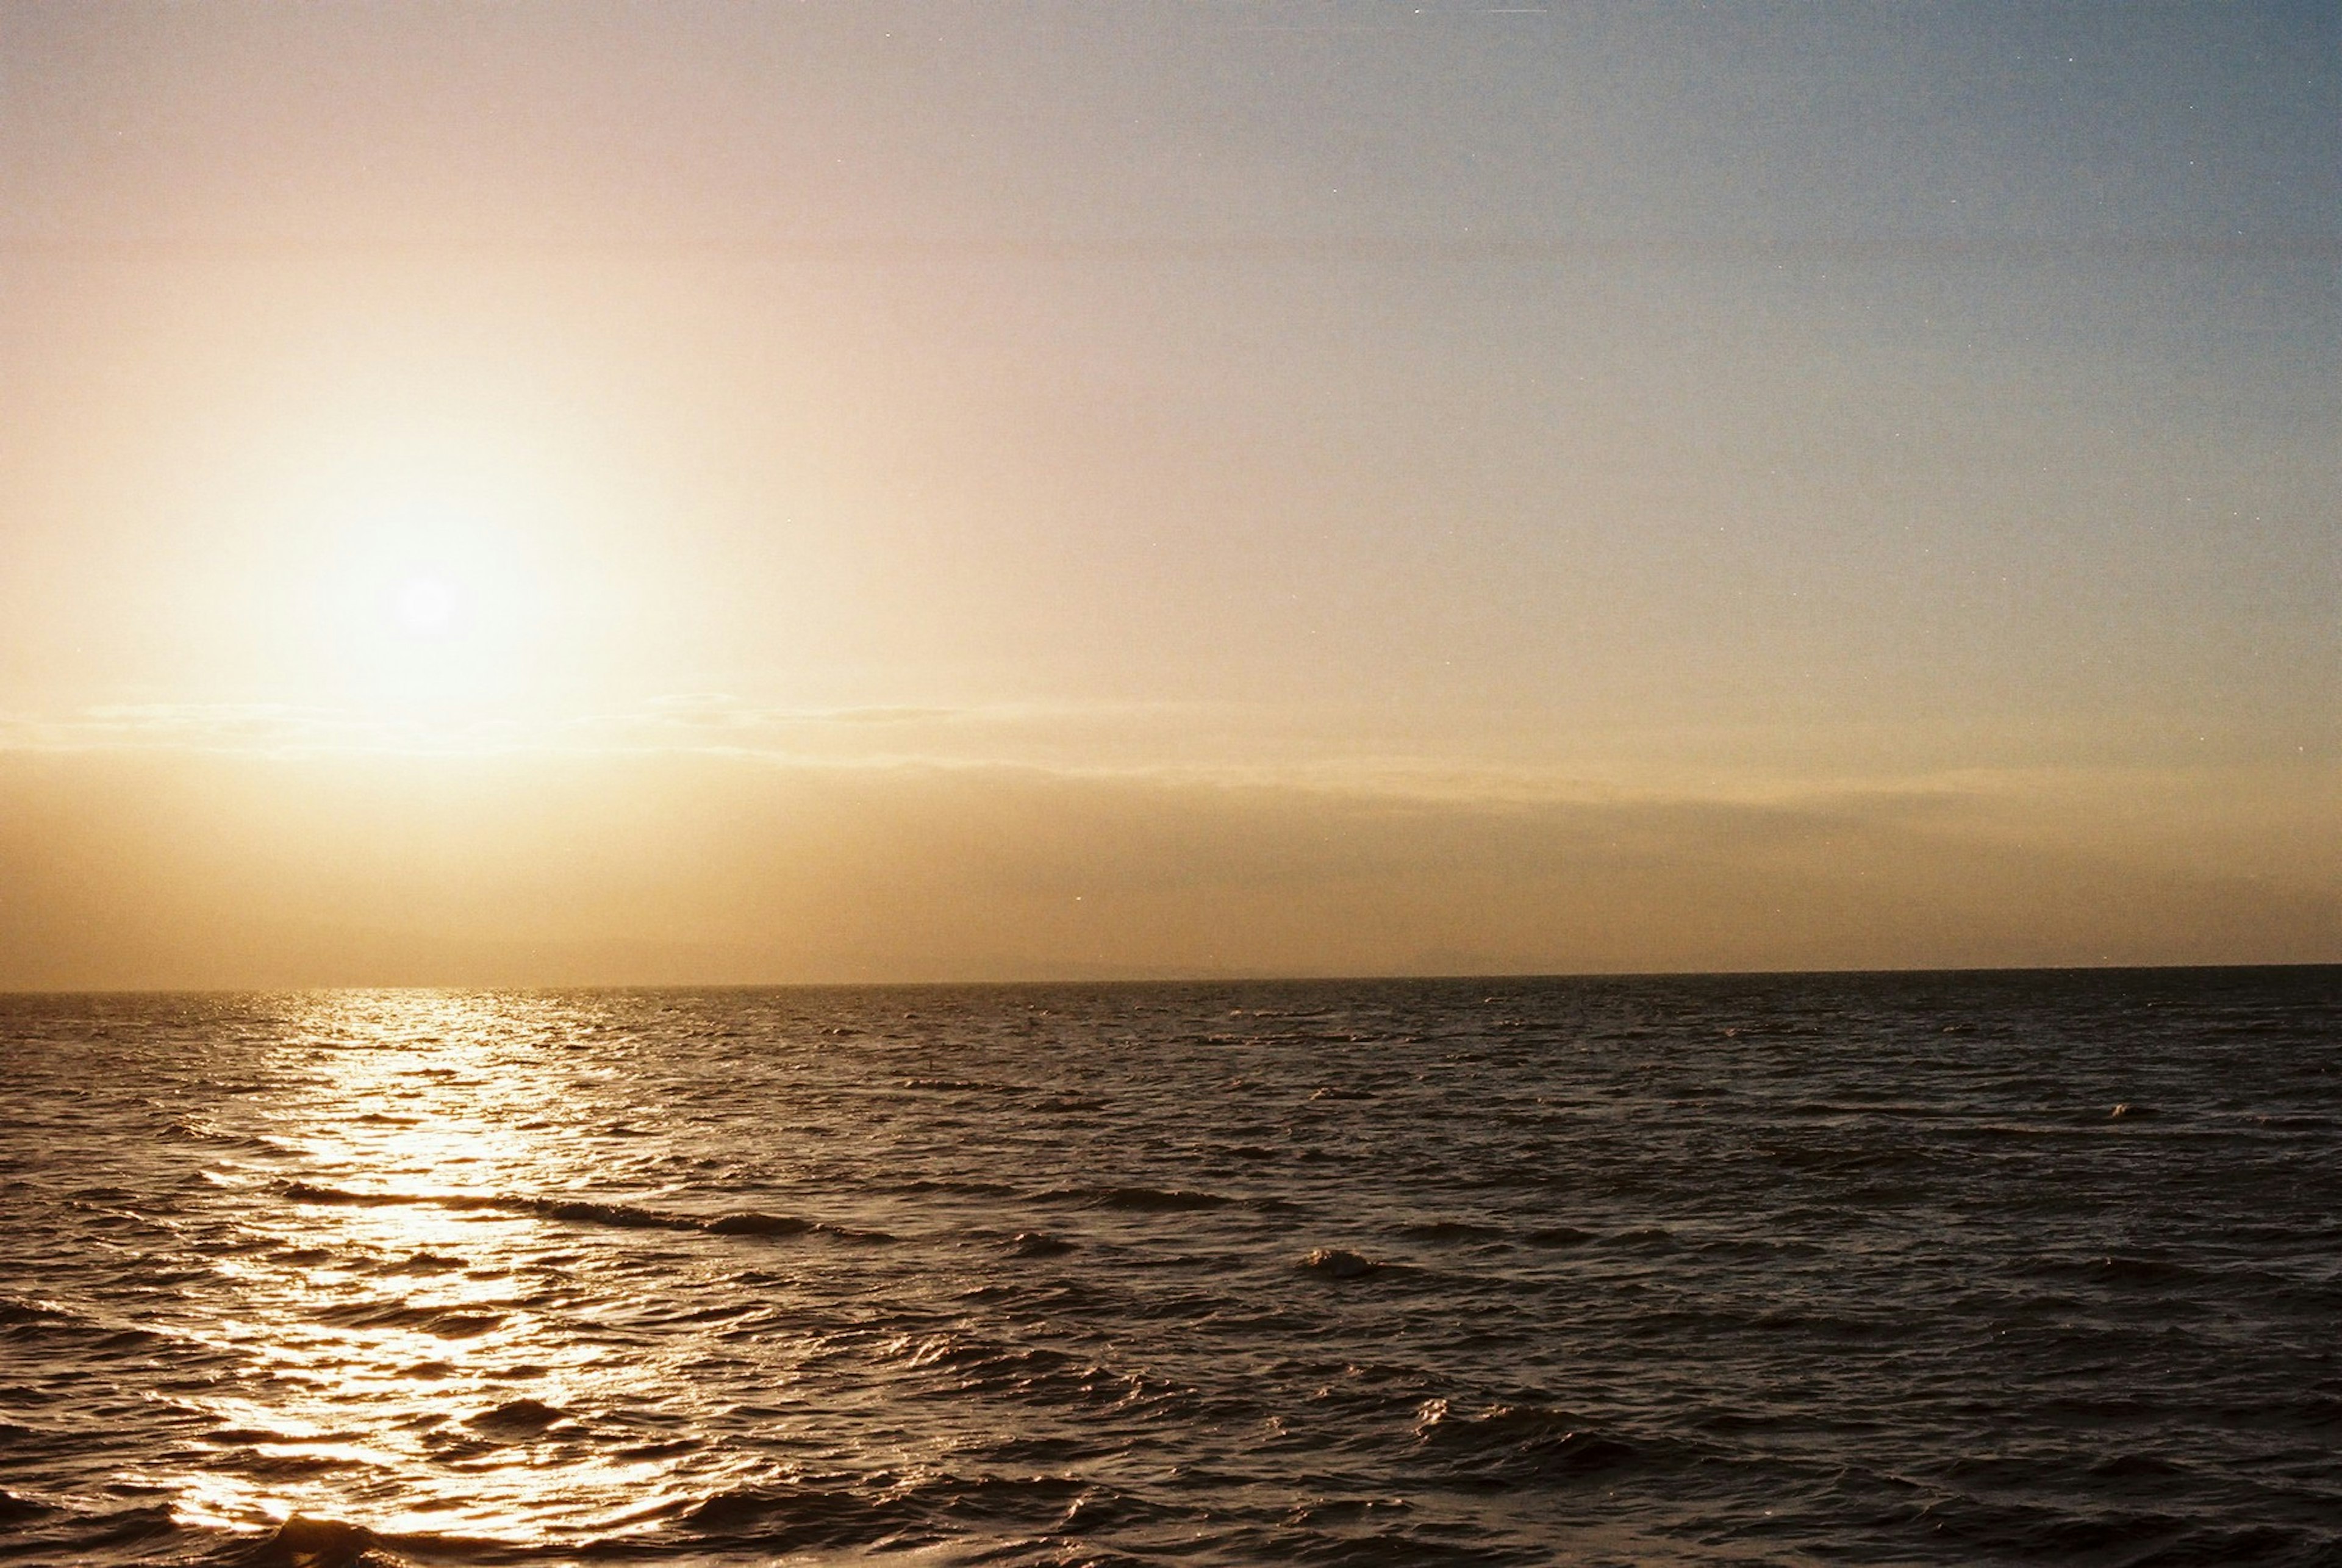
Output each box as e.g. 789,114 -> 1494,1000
2,969 -> 2336,1566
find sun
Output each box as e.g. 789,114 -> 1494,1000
392,574 -> 462,639
317,491 -> 554,715
270,413 -> 634,729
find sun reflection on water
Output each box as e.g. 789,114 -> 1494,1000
141,990 -> 739,1549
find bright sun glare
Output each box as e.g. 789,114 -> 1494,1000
315,485 -> 554,715
392,575 -> 462,639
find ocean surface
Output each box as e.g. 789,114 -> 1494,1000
2,969 -> 2337,1567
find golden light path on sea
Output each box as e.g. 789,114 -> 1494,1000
138,992 -> 741,1550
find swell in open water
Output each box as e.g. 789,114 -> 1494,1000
2,968 -> 2337,1566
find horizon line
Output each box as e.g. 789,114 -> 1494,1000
9,959 -> 2335,1001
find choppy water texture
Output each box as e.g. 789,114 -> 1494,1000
3,970 -> 2338,1567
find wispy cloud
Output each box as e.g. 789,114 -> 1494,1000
637,694 -> 967,728
0,744 -> 2329,989
0,698 -> 983,757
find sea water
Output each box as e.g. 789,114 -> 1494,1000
2,969 -> 2337,1565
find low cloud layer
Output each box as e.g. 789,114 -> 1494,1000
0,748 -> 2329,990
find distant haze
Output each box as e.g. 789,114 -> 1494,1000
0,3 -> 2332,986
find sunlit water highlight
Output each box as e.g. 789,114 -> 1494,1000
2,971 -> 2337,1565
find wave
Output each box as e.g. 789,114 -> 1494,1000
0,1500 -> 185,1563
700,1209 -> 817,1236
9,972 -> 2336,1568
465,1397 -> 575,1437
890,1176 -> 1022,1197
279,1182 -> 892,1244
1411,1399 -> 1648,1485
876,1330 -> 1194,1417
368,1250 -> 468,1276
0,1487 -> 55,1524
1008,1230 -> 1076,1257
0,1294 -> 85,1327
1035,1184 -> 1232,1211
1395,1219 -> 1507,1242
1300,1247 -> 1381,1280
207,1516 -> 410,1568
307,1300 -> 509,1339
1902,1487 -> 2333,1566
1523,1224 -> 1595,1247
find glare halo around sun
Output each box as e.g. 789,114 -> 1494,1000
262,400 -> 664,734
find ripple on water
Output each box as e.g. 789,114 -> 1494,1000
0,970 -> 2335,1565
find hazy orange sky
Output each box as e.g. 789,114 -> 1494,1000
1,2 -> 2333,986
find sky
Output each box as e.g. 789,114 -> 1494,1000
0,1 -> 2333,986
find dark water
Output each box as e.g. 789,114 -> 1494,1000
2,970 -> 2338,1567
